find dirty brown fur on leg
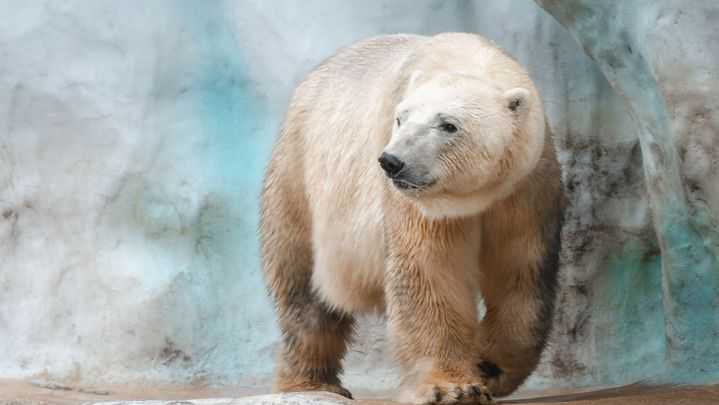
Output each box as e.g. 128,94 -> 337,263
260,138 -> 355,399
271,267 -> 355,399
474,140 -> 564,397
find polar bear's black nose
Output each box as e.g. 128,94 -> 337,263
378,152 -> 405,178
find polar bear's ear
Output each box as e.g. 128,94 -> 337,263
503,87 -> 531,119
407,70 -> 424,90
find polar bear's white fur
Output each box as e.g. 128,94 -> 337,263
260,33 -> 563,404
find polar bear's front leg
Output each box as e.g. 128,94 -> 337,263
384,213 -> 493,405
474,197 -> 562,397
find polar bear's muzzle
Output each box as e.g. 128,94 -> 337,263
378,152 -> 435,192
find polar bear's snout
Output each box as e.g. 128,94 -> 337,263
378,152 -> 405,178
378,152 -> 435,192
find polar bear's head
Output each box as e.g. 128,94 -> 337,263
379,70 -> 545,219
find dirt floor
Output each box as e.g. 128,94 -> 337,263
1,379 -> 718,405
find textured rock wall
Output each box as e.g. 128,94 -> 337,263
0,0 -> 716,394
536,0 -> 719,385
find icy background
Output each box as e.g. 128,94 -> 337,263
0,0 -> 717,394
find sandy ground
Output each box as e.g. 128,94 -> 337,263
1,379 -> 718,405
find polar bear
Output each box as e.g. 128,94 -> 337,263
260,32 -> 563,404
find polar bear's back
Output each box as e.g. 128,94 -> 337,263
286,32 -> 536,186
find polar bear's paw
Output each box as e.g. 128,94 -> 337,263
276,381 -> 353,400
401,369 -> 494,405
413,382 -> 493,404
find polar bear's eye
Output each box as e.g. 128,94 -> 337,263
396,117 -> 401,127
439,122 -> 458,133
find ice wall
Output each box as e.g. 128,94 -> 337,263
0,0 -> 717,394
537,0 -> 719,384
0,0 -> 279,386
